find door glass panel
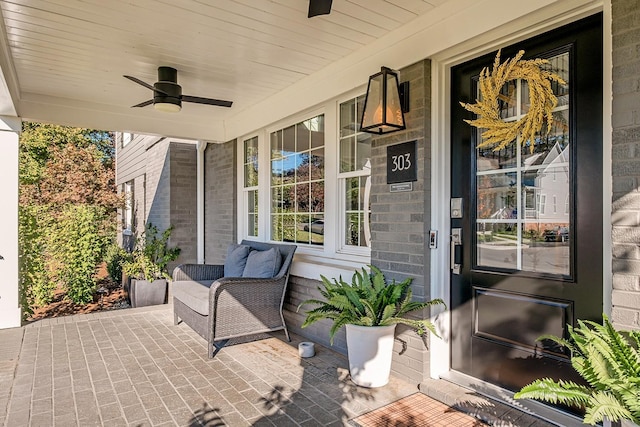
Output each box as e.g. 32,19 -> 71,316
475,52 -> 570,277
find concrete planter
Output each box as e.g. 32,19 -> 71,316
346,324 -> 396,388
129,279 -> 167,308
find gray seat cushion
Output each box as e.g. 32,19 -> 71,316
172,280 -> 213,316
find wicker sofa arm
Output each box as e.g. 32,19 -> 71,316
208,276 -> 288,340
172,264 -> 225,282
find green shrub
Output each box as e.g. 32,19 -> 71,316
48,205 -> 110,304
104,242 -> 130,284
122,223 -> 180,280
18,205 -> 51,317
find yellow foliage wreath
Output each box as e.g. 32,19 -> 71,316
460,50 -> 566,153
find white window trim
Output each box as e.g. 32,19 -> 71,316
122,132 -> 132,147
336,91 -> 372,258
236,96 -> 371,279
239,134 -> 261,240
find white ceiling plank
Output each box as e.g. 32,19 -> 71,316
0,0 -> 474,140
344,0 -> 417,22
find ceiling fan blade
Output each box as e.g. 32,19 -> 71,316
183,95 -> 232,108
123,75 -> 169,96
131,99 -> 154,108
308,0 -> 332,18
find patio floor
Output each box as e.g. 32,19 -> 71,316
0,304 -> 556,426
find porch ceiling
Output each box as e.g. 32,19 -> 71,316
0,0 -> 448,141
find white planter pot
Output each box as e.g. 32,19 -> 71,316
346,324 -> 396,388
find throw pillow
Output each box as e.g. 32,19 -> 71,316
224,244 -> 251,277
242,247 -> 282,278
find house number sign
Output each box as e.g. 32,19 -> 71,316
387,140 -> 417,184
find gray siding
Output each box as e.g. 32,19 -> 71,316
204,141 -> 237,264
611,0 -> 640,330
115,133 -> 159,186
115,134 -> 197,272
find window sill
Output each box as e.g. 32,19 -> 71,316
290,251 -> 371,281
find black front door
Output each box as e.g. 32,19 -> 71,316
450,14 -> 603,393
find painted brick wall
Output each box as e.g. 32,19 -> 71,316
169,143 -> 197,270
204,141 -> 237,264
611,0 -> 640,330
369,59 -> 432,385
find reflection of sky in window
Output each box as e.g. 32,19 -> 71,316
272,154 -> 306,174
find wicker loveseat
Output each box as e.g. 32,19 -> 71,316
172,240 -> 296,358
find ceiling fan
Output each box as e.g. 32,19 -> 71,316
308,0 -> 332,18
124,66 -> 232,113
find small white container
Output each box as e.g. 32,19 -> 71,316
298,342 -> 315,358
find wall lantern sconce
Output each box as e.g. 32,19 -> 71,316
360,67 -> 410,135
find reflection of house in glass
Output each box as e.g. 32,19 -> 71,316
523,140 -> 570,232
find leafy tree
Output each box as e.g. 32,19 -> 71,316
39,144 -> 119,209
19,122 -> 114,205
18,122 -> 118,312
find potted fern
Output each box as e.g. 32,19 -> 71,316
514,314 -> 640,426
298,265 -> 445,387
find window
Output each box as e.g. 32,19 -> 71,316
122,132 -> 133,147
538,194 -> 546,215
243,136 -> 259,237
339,95 -> 372,248
123,181 -> 133,231
238,92 -> 371,272
270,115 -> 325,245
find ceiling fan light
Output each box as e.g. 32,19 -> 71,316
154,101 -> 181,113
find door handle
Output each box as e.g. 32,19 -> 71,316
451,228 -> 462,275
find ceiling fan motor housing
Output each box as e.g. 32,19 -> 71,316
154,67 -> 182,111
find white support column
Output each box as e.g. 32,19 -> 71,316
196,140 -> 208,264
0,116 -> 21,329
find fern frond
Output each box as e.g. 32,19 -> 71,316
514,378 -> 591,406
583,391 -> 634,425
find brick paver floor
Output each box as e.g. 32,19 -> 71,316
0,304 -> 562,427
0,304 -> 419,426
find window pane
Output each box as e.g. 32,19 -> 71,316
245,163 -> 258,187
270,114 -> 324,246
248,189 -> 259,237
340,99 -> 356,138
340,137 -> 356,173
346,177 -> 360,211
310,149 -> 324,180
476,172 -> 517,220
244,136 -> 259,188
356,133 -> 372,170
271,130 -> 281,154
283,125 -> 295,155
474,51 -> 571,277
311,116 -> 324,149
297,121 -> 311,152
308,214 -> 324,246
311,181 -> 324,212
296,183 -> 309,213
